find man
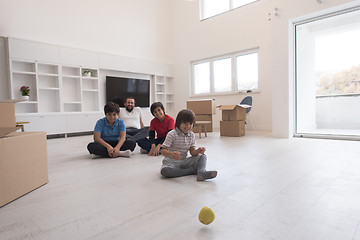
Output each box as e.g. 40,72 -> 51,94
119,97 -> 150,142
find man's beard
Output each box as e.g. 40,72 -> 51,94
126,105 -> 134,112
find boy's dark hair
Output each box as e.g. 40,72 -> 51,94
150,102 -> 165,116
175,109 -> 196,128
104,102 -> 120,114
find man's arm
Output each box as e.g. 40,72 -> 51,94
140,116 -> 144,128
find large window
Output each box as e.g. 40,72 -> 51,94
201,0 -> 258,20
191,49 -> 259,96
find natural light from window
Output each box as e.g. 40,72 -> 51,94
202,0 -> 229,19
201,0 -> 258,20
237,53 -> 258,91
214,58 -> 232,92
315,29 -> 360,95
194,62 -> 210,94
191,49 -> 259,96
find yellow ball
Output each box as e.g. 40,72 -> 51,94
198,207 -> 215,225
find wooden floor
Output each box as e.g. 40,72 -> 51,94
1,131 -> 360,240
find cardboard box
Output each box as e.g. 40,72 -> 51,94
217,104 -> 250,121
187,99 -> 215,114
220,120 -> 245,137
0,131 -> 48,207
193,114 -> 213,133
0,100 -> 22,128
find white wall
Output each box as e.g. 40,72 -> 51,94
171,0 -> 273,131
171,0 -> 356,136
0,0 -> 173,64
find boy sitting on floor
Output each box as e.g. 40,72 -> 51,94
87,102 -> 136,158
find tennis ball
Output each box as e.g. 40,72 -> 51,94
198,206 -> 215,225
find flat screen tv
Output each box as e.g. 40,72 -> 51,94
106,76 -> 150,107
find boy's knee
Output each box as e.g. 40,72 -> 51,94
87,142 -> 94,153
129,141 -> 136,151
199,154 -> 207,161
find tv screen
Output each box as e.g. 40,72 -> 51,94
106,76 -> 150,107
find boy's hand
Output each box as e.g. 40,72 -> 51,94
172,151 -> 181,160
107,147 -> 115,158
149,145 -> 161,156
197,147 -> 206,154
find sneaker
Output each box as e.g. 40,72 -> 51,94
140,148 -> 148,154
91,154 -> 102,159
119,150 -> 131,158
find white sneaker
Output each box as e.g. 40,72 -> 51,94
140,148 -> 148,154
91,154 -> 102,159
119,150 -> 131,158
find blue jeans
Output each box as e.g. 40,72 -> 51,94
137,137 -> 165,153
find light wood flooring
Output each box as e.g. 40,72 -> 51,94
1,131 -> 360,240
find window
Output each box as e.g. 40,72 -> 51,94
213,57 -> 232,92
201,0 -> 258,20
193,62 -> 210,94
191,49 -> 259,96
237,53 -> 258,91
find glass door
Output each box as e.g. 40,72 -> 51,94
295,6 -> 360,139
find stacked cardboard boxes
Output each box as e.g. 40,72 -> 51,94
0,100 -> 48,207
218,104 -> 249,137
186,99 -> 215,133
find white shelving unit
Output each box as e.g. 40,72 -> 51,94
81,68 -> 99,112
4,37 -> 174,135
9,60 -> 38,113
9,59 -> 100,114
154,75 -> 174,111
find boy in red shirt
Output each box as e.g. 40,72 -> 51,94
138,102 -> 175,156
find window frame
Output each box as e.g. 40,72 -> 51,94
190,48 -> 259,97
200,0 -> 259,20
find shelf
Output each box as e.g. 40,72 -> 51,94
39,87 -> 60,91
62,75 -> 80,78
82,77 -> 98,90
64,102 -> 82,112
82,91 -> 99,111
82,76 -> 98,80
153,75 -> 174,111
37,63 -> 58,75
83,89 -> 99,92
17,101 -> 38,104
12,71 -> 36,75
15,102 -> 38,114
62,66 -> 80,76
64,101 -> 82,104
81,68 -> 98,78
38,73 -> 58,77
38,89 -> 60,112
12,60 -> 36,73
